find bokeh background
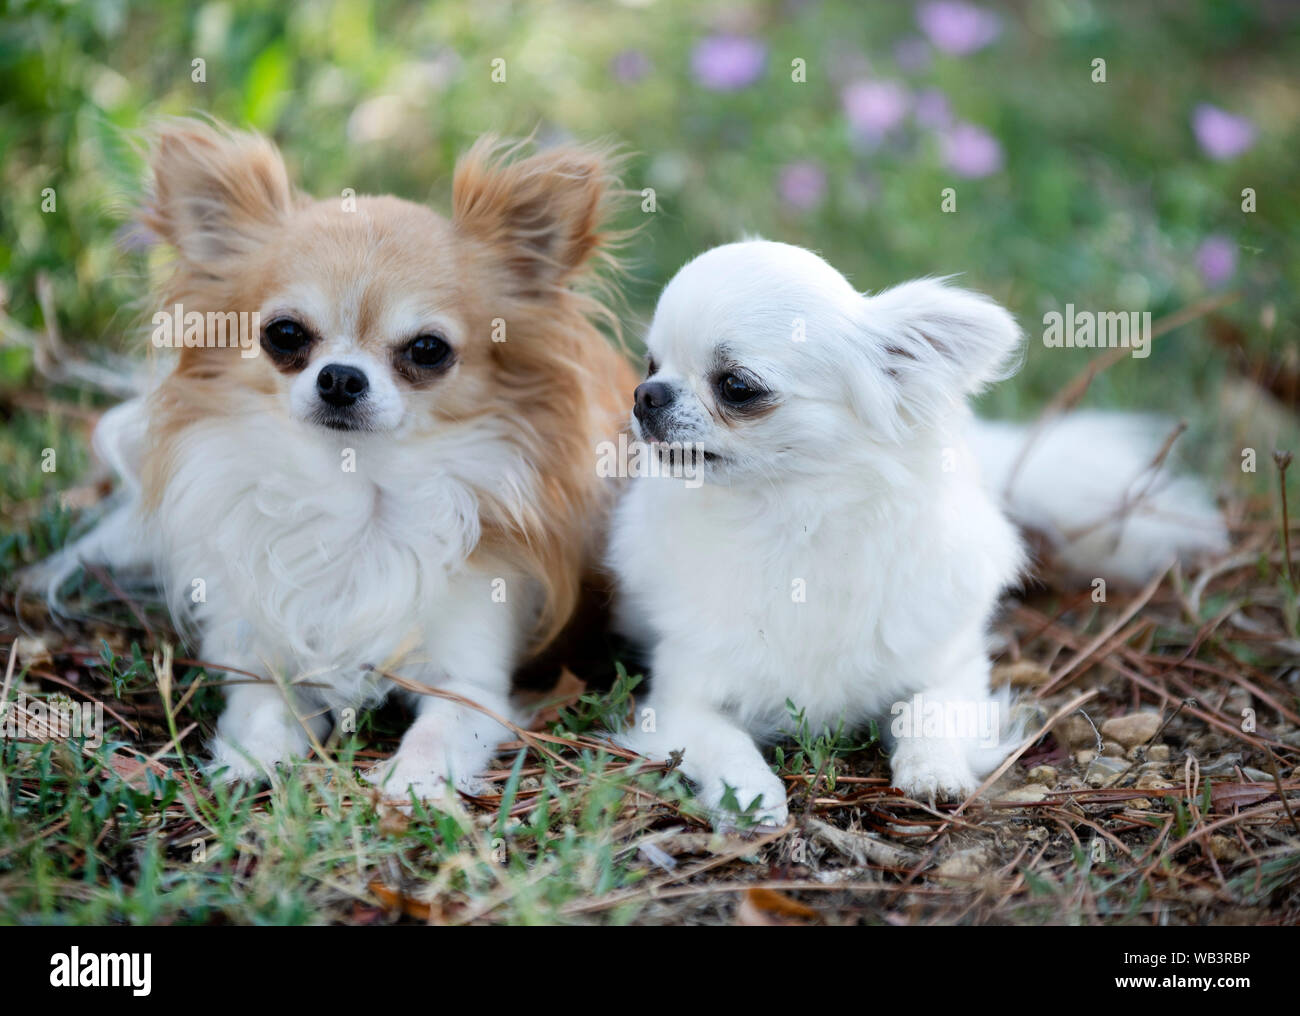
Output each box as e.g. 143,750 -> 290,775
2,0 -> 1298,563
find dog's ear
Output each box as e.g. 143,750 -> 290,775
143,119 -> 295,266
854,278 -> 1023,430
452,137 -> 616,297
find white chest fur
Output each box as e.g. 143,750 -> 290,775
610,444 -> 1023,735
154,414 -> 523,705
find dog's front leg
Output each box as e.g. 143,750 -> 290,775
885,664 -> 998,802
369,677 -> 515,803
366,568 -> 523,805
626,690 -> 789,827
209,665 -> 330,781
887,718 -> 980,803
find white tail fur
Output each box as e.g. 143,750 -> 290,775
24,398 -> 156,611
969,411 -> 1228,585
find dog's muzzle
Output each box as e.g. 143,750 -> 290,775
634,380 -> 676,441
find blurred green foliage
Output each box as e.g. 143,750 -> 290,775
0,0 -> 1296,452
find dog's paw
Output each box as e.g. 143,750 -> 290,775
205,740 -> 270,784
207,709 -> 311,783
890,751 -> 978,803
696,762 -> 790,829
362,754 -> 453,806
363,747 -> 490,809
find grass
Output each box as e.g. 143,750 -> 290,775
2,480 -> 1299,925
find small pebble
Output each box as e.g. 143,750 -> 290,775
1026,764 -> 1057,784
1100,711 -> 1162,748
1056,713 -> 1099,748
1136,770 -> 1176,791
1085,755 -> 1128,787
1001,783 -> 1049,804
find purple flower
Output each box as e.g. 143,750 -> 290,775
691,35 -> 766,91
610,49 -> 652,84
917,2 -> 1001,55
1192,104 -> 1256,161
1196,236 -> 1237,286
913,88 -> 952,130
893,36 -> 932,73
842,80 -> 909,142
778,161 -> 827,211
941,122 -> 1003,177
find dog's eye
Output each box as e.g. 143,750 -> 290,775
406,334 -> 452,369
717,373 -> 760,405
263,318 -> 313,358
645,355 -> 658,377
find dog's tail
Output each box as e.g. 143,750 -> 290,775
969,411 -> 1228,585
22,397 -> 157,613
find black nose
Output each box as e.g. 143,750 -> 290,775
634,380 -> 675,420
317,364 -> 369,408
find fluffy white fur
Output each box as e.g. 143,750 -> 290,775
609,240 -> 1227,825
970,412 -> 1228,585
41,390 -> 536,798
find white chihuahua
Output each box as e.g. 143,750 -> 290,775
609,240 -> 1226,824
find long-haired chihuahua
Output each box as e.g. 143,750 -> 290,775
42,120 -> 636,800
610,240 -> 1226,824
